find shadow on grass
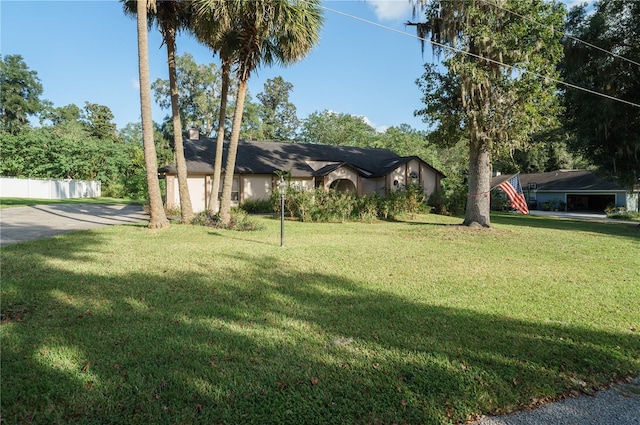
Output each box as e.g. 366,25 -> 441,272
207,230 -> 277,247
1,234 -> 638,424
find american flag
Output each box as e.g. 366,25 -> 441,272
498,174 -> 529,214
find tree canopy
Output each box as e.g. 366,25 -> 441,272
299,110 -> 377,146
152,53 -> 235,138
561,0 -> 640,190
412,0 -> 565,227
0,55 -> 45,134
257,76 -> 299,142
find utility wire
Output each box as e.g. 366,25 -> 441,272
318,3 -> 640,109
478,0 -> 640,68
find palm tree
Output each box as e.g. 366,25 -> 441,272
191,9 -> 238,214
134,0 -> 170,229
195,0 -> 323,225
206,52 -> 232,214
124,0 -> 194,223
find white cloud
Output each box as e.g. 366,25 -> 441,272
132,78 -> 140,90
360,115 -> 388,133
366,0 -> 413,22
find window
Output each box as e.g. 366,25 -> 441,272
218,177 -> 239,201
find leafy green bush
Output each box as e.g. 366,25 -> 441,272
384,183 -> 427,219
541,199 -> 566,211
427,183 -> 467,216
353,194 -> 381,222
274,184 -> 429,223
490,191 -> 511,211
427,190 -> 448,215
164,203 -> 182,219
239,198 -> 275,214
605,206 -> 640,221
191,208 -> 265,231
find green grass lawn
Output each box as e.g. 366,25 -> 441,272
0,197 -> 142,209
1,213 -> 639,424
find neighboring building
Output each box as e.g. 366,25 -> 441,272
495,170 -> 639,212
159,136 -> 445,212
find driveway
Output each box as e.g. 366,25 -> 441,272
529,210 -> 609,221
0,203 -> 149,247
472,376 -> 640,425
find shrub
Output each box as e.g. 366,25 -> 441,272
490,191 -> 511,211
274,184 -> 429,223
353,194 -> 380,222
427,191 -> 448,215
190,208 -> 265,231
164,204 -> 182,219
427,183 -> 467,216
541,199 -> 566,211
381,184 -> 427,220
605,206 -> 640,221
240,198 -> 275,214
228,208 -> 265,231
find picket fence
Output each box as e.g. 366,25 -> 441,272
0,177 -> 101,199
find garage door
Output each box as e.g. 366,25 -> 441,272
566,194 -> 615,212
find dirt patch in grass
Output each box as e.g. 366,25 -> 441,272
0,303 -> 32,324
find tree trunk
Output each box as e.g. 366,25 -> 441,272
463,129 -> 492,228
207,56 -> 231,214
164,21 -> 194,223
136,0 -> 169,229
219,78 -> 247,225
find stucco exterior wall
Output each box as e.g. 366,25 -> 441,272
361,177 -> 385,196
166,175 -> 178,208
164,160 -> 443,212
242,175 -> 272,201
166,175 -> 208,211
407,159 -> 420,186
389,166 -> 406,190
290,177 -> 314,191
325,167 -> 358,191
420,165 -> 438,196
188,177 -> 207,212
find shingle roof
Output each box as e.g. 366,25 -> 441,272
490,170 -> 626,191
160,138 -> 445,179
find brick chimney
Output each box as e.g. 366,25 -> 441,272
188,127 -> 200,140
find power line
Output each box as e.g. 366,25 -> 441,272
318,3 -> 640,109
478,0 -> 640,68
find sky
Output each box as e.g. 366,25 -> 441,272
1,0 -> 589,133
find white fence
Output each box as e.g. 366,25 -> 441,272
0,177 -> 101,199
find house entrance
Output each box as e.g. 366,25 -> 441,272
329,179 -> 356,194
566,194 -> 615,212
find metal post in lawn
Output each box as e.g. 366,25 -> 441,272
279,177 -> 286,247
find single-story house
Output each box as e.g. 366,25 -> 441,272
493,169 -> 638,212
159,135 -> 445,212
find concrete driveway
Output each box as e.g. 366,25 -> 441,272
0,203 -> 149,247
529,210 -> 607,221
